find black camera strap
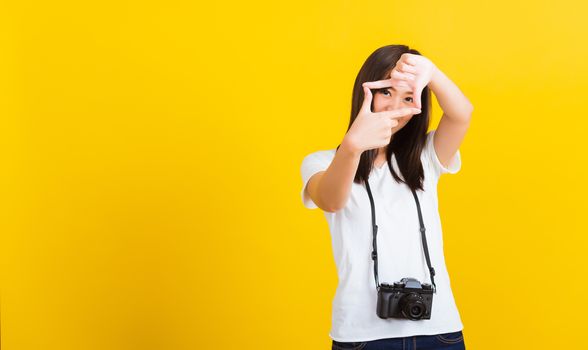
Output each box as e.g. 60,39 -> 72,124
365,177 -> 437,293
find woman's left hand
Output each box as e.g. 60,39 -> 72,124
391,53 -> 438,109
364,53 -> 438,110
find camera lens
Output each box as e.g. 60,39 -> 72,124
399,292 -> 426,320
410,305 -> 423,317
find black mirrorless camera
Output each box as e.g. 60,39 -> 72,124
365,179 -> 437,321
376,277 -> 434,320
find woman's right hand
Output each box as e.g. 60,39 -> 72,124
342,85 -> 422,154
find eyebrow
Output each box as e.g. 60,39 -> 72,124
384,86 -> 413,94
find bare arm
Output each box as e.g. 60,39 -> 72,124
304,83 -> 420,212
428,67 -> 473,169
305,140 -> 362,213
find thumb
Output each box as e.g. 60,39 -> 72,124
360,85 -> 373,114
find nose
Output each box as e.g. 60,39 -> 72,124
384,99 -> 402,111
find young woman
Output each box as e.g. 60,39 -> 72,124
300,45 -> 473,350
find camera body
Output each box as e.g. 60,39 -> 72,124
376,277 -> 434,320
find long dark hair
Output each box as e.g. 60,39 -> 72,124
336,44 -> 432,192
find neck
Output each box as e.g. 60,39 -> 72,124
375,146 -> 388,164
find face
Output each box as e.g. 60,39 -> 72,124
372,85 -> 417,133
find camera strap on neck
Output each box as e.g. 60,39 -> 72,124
365,177 -> 437,293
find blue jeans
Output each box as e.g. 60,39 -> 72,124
331,330 -> 466,350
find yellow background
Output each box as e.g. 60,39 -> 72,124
1,0 -> 587,349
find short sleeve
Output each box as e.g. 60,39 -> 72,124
425,129 -> 461,178
300,150 -> 336,209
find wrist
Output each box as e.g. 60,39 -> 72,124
340,136 -> 362,158
429,66 -> 442,89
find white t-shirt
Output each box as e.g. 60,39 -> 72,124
300,129 -> 464,342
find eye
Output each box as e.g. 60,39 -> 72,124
405,96 -> 414,103
378,88 -> 391,96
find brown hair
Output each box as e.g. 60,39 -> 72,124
336,44 -> 432,192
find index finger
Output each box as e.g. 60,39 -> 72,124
362,79 -> 393,89
374,107 -> 421,119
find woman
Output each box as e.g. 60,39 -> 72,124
300,45 -> 473,350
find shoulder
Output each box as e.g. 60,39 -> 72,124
300,149 -> 337,180
299,149 -> 337,209
301,149 -> 337,165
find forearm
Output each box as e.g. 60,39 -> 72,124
428,67 -> 474,122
